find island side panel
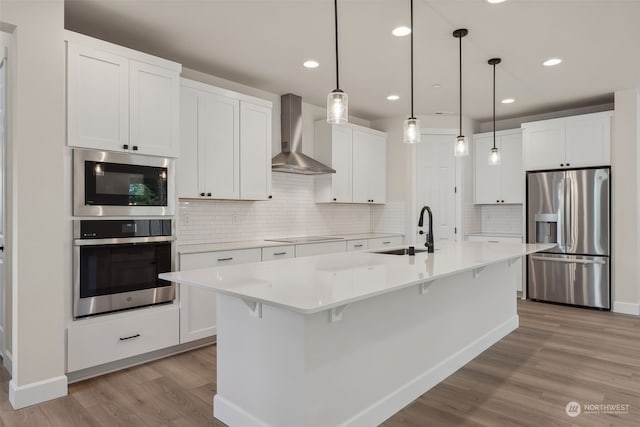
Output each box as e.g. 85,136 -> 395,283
214,259 -> 520,427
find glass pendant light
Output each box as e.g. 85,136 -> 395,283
488,58 -> 501,166
453,29 -> 469,156
403,0 -> 420,144
327,0 -> 348,124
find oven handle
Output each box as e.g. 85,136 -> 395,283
74,235 -> 176,246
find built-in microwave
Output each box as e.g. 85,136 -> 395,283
73,149 -> 175,216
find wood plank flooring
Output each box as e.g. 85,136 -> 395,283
2,300 -> 639,426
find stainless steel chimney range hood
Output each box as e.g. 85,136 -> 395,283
272,94 -> 336,175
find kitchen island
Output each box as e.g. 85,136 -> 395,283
160,241 -> 554,427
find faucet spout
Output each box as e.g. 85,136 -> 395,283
418,206 -> 434,253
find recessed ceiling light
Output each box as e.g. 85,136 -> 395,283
543,58 -> 562,67
501,98 -> 515,104
432,83 -> 442,88
303,60 -> 319,69
392,26 -> 411,37
386,95 -> 400,101
486,0 -> 507,3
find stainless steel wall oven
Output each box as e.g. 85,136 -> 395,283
73,219 -> 176,318
73,149 -> 175,217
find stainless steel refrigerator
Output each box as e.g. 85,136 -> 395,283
526,167 -> 610,309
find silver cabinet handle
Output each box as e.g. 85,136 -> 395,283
217,257 -> 233,261
354,244 -> 364,248
530,255 -> 605,265
382,241 -> 391,245
273,252 -> 287,256
119,333 -> 140,341
488,240 -> 500,243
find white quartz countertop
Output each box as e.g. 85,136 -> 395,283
177,233 -> 403,254
161,241 -> 554,314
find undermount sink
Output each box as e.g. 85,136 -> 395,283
373,248 -> 428,255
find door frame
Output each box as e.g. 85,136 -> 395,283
411,128 -> 463,243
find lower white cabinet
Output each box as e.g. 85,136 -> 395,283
262,245 -> 295,261
178,248 -> 261,344
368,236 -> 404,249
67,305 -> 179,372
295,241 -> 347,258
467,234 -> 523,292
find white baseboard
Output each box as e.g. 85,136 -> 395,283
9,375 -> 68,409
612,301 -> 640,316
214,316 -> 519,427
3,350 -> 12,374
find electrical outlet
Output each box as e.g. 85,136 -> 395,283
232,214 -> 239,225
182,214 -> 189,226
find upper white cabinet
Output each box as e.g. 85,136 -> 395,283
522,111 -> 612,171
315,121 -> 387,204
66,31 -> 181,157
178,78 -> 272,201
474,129 -> 524,204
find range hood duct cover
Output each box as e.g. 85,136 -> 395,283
272,94 -> 336,175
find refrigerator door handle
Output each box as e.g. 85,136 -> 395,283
530,255 -> 606,265
567,176 -> 573,248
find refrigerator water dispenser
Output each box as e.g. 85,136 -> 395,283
535,213 -> 558,243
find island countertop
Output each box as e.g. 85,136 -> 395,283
160,241 -> 554,315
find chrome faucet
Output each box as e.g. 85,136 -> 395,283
418,206 -> 434,253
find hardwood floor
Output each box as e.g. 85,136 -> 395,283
1,300 -> 639,426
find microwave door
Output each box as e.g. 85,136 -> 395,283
527,170 -> 566,253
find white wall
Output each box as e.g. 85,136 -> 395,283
1,0 -> 68,407
612,89 -> 640,315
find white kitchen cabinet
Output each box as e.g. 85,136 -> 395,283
352,128 -> 387,204
315,121 -> 387,204
262,245 -> 295,261
67,305 -> 179,372
474,129 -> 523,204
295,241 -> 347,258
178,78 -> 272,201
522,111 -> 612,171
368,236 -> 404,249
467,234 -> 523,293
66,32 -> 181,157
240,101 -> 272,200
178,248 -> 261,344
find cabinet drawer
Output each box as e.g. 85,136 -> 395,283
347,239 -> 368,251
67,305 -> 179,372
368,236 -> 403,249
180,248 -> 262,269
262,245 -> 295,261
295,241 -> 347,258
467,235 -> 522,243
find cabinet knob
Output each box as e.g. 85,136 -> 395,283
268,195 -> 273,199
123,144 -> 129,150
333,198 -> 337,201
207,192 -> 212,197
496,200 -> 500,203
200,192 -> 205,197
501,200 -> 505,203
566,163 -> 570,166
560,163 -> 564,167
132,145 -> 138,151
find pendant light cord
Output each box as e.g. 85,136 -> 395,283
492,62 -> 496,150
334,0 -> 340,91
459,35 -> 462,135
410,0 -> 414,118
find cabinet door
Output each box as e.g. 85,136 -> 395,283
368,132 -> 387,204
67,43 -> 129,151
352,129 -> 376,203
499,132 -> 524,203
565,112 -> 611,167
330,126 -> 352,203
177,87 -> 200,198
129,60 -> 179,157
474,135 -> 501,204
523,119 -> 565,170
240,101 -> 272,200
199,93 -> 240,199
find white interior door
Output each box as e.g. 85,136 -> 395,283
417,132 -> 457,245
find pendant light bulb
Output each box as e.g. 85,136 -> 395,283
488,147 -> 501,165
453,28 -> 469,157
327,0 -> 348,124
455,135 -> 469,156
327,90 -> 348,124
403,117 -> 421,144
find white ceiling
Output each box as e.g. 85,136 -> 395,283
65,0 -> 640,122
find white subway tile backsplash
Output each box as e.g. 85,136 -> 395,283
464,204 -> 524,235
177,173 -> 373,244
371,202 -> 405,234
